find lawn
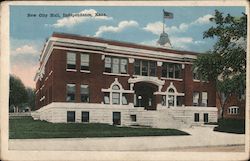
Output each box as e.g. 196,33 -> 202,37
9,117 -> 189,139
213,118 -> 245,134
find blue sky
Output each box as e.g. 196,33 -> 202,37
9,6 -> 245,88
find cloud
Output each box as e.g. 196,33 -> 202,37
11,45 -> 38,56
50,9 -> 113,28
143,14 -> 213,35
192,14 -> 213,25
94,20 -> 139,37
10,43 -> 41,88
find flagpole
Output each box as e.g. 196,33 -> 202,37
163,9 -> 165,33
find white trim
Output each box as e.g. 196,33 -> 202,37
80,70 -> 91,73
35,36 -> 197,82
157,61 -> 163,66
45,77 -> 48,81
129,75 -> 165,86
54,46 -> 104,55
35,90 -> 39,94
66,69 -> 77,72
40,96 -> 45,102
101,78 -> 134,105
161,82 -> 185,107
193,79 -> 201,82
128,58 -> 135,63
161,77 -> 183,81
49,70 -> 53,76
103,72 -> 129,77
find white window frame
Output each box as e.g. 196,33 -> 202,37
80,53 -> 90,71
101,78 -> 134,105
228,106 -> 240,115
161,82 -> 184,107
67,52 -> 76,70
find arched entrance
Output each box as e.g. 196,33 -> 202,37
134,82 -> 158,110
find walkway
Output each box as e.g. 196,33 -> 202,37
9,126 -> 245,151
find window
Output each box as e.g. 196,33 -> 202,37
193,67 -> 200,80
67,52 -> 76,70
168,95 -> 174,106
228,106 -> 240,114
142,60 -> 148,76
120,59 -> 128,74
177,96 -> 184,106
134,60 -> 141,75
122,94 -> 128,105
193,92 -> 199,106
134,59 -> 157,76
161,95 -> 166,106
204,113 -> 208,123
162,63 -> 182,79
80,85 -> 89,102
113,112 -> 121,125
103,79 -> 130,105
66,84 -> 75,102
112,58 -> 120,74
104,92 -> 110,104
112,92 -> 120,104
194,113 -> 199,122
67,111 -> 75,122
201,92 -> 208,107
81,54 -> 89,71
149,61 -> 156,76
105,57 -> 112,73
81,111 -> 89,122
130,115 -> 137,122
104,56 -> 128,74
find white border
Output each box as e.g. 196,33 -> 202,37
1,1 -> 249,161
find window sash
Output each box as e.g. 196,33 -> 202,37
81,54 -> 89,70
82,112 -> 89,122
104,93 -> 110,104
67,53 -> 76,64
112,92 -> 120,104
193,92 -> 199,105
67,84 -> 75,102
122,94 -> 128,105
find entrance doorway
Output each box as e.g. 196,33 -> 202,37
134,82 -> 157,110
113,112 -> 121,125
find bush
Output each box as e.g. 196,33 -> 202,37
214,118 -> 245,134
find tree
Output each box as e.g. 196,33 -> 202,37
9,75 -> 28,112
26,87 -> 35,111
194,10 -> 246,118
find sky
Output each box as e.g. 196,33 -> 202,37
10,6 -> 245,88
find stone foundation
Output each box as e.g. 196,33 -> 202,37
32,102 -> 218,129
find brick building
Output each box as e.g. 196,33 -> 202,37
32,32 -> 218,129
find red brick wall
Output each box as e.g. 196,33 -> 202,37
35,48 -> 217,110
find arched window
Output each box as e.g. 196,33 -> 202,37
168,88 -> 175,93
112,85 -> 120,90
161,82 -> 185,107
102,78 -> 131,105
112,85 -> 120,104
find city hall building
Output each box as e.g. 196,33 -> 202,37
32,32 -> 218,129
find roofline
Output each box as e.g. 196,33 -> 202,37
51,32 -> 202,56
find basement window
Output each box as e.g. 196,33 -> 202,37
67,111 -> 75,123
130,115 -> 137,122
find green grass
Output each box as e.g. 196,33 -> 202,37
214,118 -> 245,134
9,117 -> 189,139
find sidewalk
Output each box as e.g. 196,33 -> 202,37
9,126 -> 245,151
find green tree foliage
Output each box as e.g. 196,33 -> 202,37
26,87 -> 35,111
9,75 -> 28,112
9,75 -> 35,112
194,10 -> 246,118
